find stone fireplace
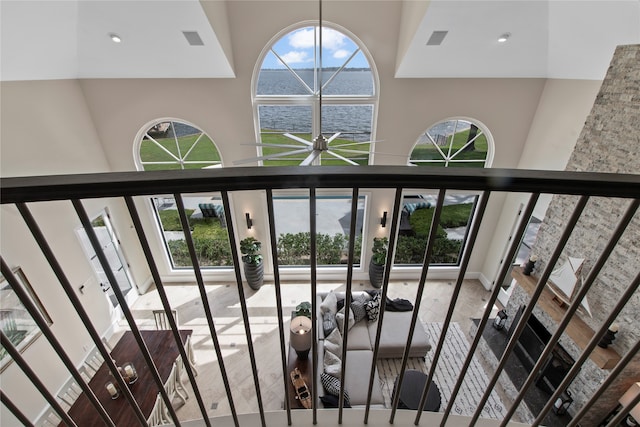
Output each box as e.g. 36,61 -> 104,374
505,44 -> 640,425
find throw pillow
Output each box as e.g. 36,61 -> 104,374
323,311 -> 337,337
324,328 -> 342,358
320,290 -> 338,314
335,307 -> 355,335
323,349 -> 341,378
350,295 -> 368,323
320,394 -> 351,408
320,372 -> 350,406
365,292 -> 381,322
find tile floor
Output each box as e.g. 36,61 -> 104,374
114,278 -> 513,423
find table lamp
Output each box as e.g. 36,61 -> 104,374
619,382 -> 640,426
290,316 -> 312,360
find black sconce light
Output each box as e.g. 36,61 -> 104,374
552,389 -> 573,416
380,211 -> 387,228
245,213 -> 253,230
493,309 -> 508,330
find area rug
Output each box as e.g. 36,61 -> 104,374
377,322 -> 506,420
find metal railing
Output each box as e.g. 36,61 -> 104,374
1,166 -> 639,427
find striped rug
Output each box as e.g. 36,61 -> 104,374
377,322 -> 506,419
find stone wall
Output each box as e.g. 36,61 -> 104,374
506,44 -> 640,424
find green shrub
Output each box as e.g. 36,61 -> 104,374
394,235 -> 463,265
276,232 -> 360,266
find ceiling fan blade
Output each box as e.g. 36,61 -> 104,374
334,148 -> 409,157
233,148 -> 311,165
325,150 -> 360,165
330,140 -> 384,148
300,150 -> 321,166
283,133 -> 313,146
326,132 -> 342,143
242,142 -> 310,149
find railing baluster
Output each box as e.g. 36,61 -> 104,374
73,199 -> 174,426
439,192 -> 540,427
414,191 -> 491,425
507,199 -> 639,427
605,393 -> 640,427
0,258 -> 114,426
364,187 -> 403,424
310,187 -> 318,425
125,196 -> 211,426
567,338 -> 640,426
484,195 -> 589,426
221,191 -> 266,427
14,203 -> 128,425
390,189 -> 446,423
0,331 -> 77,426
337,187 -> 360,423
174,193 -> 240,427
535,270 -> 640,424
266,189 -> 292,425
0,390 -> 34,427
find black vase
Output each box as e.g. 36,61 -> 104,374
368,260 -> 384,288
244,261 -> 264,290
523,259 -> 536,275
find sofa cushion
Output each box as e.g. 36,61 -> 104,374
367,311 -> 431,358
346,321 -> 373,351
341,350 -> 384,406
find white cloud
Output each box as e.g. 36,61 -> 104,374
280,50 -> 312,64
289,28 -> 315,49
333,49 -> 350,60
288,27 -> 347,52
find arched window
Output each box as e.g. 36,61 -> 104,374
134,120 -> 230,270
395,119 -> 494,267
252,23 -> 378,166
135,119 -> 222,171
409,118 -> 493,168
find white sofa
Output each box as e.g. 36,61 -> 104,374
315,290 -> 431,407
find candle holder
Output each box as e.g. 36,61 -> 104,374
122,362 -> 138,384
523,255 -> 538,275
105,381 -> 119,399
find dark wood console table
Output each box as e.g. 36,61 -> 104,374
511,267 -> 620,369
286,345 -> 313,409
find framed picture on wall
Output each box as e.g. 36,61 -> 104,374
0,267 -> 52,372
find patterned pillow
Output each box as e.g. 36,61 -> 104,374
323,311 -> 337,336
335,307 -> 355,335
320,394 -> 352,408
365,292 -> 381,322
350,298 -> 367,323
320,372 -> 350,406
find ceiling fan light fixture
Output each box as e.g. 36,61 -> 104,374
109,33 -> 122,43
498,32 -> 511,43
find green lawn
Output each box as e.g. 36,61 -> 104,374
411,128 -> 487,167
140,133 -> 222,170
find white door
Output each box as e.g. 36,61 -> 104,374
77,210 -> 137,308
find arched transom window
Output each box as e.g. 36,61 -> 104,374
136,120 -> 222,171
409,118 -> 493,168
252,24 -> 378,166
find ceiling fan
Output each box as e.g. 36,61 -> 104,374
234,0 -> 381,167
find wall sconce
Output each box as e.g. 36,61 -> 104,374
380,211 -> 388,228
245,213 -> 253,230
552,389 -> 573,416
493,309 -> 508,330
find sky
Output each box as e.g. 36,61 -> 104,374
261,26 -> 370,69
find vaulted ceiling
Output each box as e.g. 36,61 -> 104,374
1,0 -> 639,82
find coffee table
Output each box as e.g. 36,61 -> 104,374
392,369 -> 441,411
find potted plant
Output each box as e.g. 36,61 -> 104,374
294,301 -> 312,319
240,236 -> 263,290
369,237 -> 388,288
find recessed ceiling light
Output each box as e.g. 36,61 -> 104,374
498,32 -> 511,43
109,33 -> 122,43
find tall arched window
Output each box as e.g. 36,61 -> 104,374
134,120 -> 230,270
252,23 -> 378,166
395,118 -> 494,267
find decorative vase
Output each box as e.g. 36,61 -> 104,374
369,260 -> 384,289
244,261 -> 264,290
